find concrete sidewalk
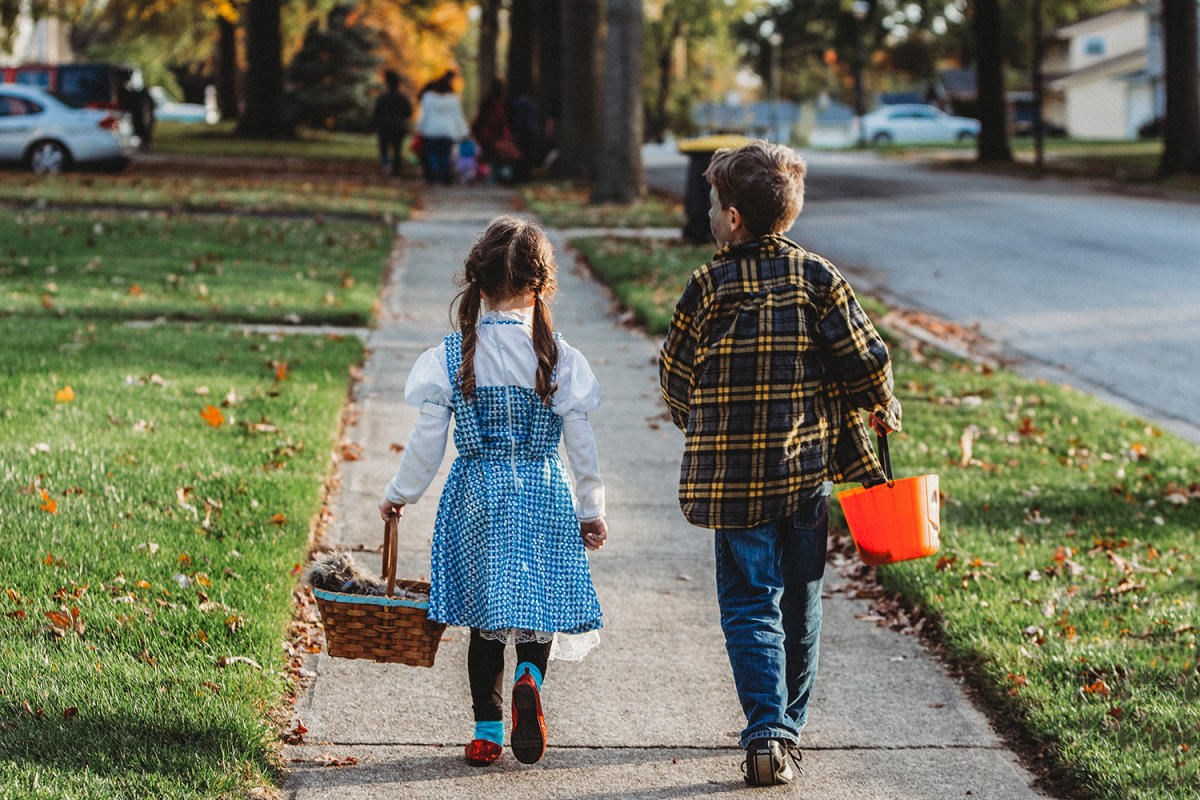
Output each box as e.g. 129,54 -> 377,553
282,186 -> 1050,800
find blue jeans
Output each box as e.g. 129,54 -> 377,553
714,492 -> 829,748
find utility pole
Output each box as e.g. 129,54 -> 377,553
1032,0 -> 1045,172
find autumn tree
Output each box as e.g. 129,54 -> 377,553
1158,0 -> 1200,176
591,0 -> 644,204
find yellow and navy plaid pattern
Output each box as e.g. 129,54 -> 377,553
658,234 -> 902,530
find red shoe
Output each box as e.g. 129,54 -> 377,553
464,738 -> 502,766
510,667 -> 547,764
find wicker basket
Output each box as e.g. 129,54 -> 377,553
311,517 -> 446,666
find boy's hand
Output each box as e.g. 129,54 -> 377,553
868,410 -> 893,435
379,499 -> 405,522
580,518 -> 607,550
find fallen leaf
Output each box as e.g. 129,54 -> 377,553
1083,679 -> 1111,696
200,404 -> 225,427
54,386 -> 75,403
271,513 -> 288,526
340,442 -> 363,461
389,442 -> 405,453
273,361 -> 289,381
39,488 -> 57,514
63,707 -> 78,720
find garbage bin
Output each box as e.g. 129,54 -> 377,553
677,135 -> 753,244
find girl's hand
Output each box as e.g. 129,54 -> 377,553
379,499 -> 405,522
580,518 -> 607,551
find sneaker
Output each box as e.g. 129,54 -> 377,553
741,738 -> 800,786
463,738 -> 502,766
510,667 -> 547,764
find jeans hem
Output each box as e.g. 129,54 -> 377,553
740,729 -> 799,749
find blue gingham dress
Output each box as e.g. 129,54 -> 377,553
428,329 -> 603,640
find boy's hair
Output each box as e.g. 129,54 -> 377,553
703,140 -> 807,237
454,216 -> 558,403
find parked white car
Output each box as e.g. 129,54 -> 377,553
0,83 -> 135,172
858,104 -> 980,145
149,85 -> 219,124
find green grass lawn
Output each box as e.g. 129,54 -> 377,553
0,209 -> 392,326
0,172 -> 414,221
522,181 -> 685,229
152,121 -> 380,161
572,236 -> 1200,800
0,199 -> 385,797
0,317 -> 363,799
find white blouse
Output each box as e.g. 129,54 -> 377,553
384,309 -> 605,521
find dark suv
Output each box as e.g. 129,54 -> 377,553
1,63 -> 155,146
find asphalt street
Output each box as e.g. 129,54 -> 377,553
647,149 -> 1200,444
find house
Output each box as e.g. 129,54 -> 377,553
0,11 -> 73,66
1041,2 -> 1166,140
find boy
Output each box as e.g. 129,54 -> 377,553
658,141 -> 901,787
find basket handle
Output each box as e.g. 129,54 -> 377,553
381,515 -> 399,598
876,431 -> 895,488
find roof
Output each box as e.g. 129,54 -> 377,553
1048,2 -> 1152,40
1046,49 -> 1147,90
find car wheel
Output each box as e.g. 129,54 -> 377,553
872,131 -> 893,146
28,140 -> 71,174
956,130 -> 977,143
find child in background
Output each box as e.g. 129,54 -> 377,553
379,216 -> 608,767
456,138 -> 480,184
658,141 -> 901,786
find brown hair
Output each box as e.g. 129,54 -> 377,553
703,140 -> 807,237
452,216 -> 559,403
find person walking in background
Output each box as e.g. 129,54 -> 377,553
370,69 -> 413,177
658,141 -> 902,787
415,70 -> 469,186
379,216 -> 608,767
471,78 -> 518,183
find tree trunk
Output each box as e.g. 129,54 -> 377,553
552,0 -> 603,180
590,0 -> 645,204
973,0 -> 1011,162
1158,0 -> 1200,176
648,18 -> 681,144
217,15 -> 239,121
536,0 -> 562,124
476,0 -> 500,105
237,0 -> 291,138
508,0 -> 536,97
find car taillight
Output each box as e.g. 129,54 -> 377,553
98,115 -> 120,130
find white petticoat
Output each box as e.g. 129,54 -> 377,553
475,627 -> 600,661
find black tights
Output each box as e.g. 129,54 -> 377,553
468,628 -> 551,722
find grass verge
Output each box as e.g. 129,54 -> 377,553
151,121 -> 380,162
0,172 -> 414,221
1,209 -> 392,326
572,236 -> 1200,800
522,181 -> 685,229
0,316 -> 364,799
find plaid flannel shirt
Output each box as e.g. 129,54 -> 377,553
658,234 -> 902,530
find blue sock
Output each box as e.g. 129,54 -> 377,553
474,720 -> 504,745
515,661 -> 543,691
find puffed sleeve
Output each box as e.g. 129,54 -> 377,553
403,344 -> 452,409
385,344 -> 453,506
551,342 -> 601,416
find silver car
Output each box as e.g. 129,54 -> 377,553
0,83 -> 135,173
859,104 -> 980,146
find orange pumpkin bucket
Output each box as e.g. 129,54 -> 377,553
837,432 -> 940,566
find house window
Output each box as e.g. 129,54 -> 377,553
1084,36 -> 1106,56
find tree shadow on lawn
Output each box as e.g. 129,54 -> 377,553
0,708 -> 271,793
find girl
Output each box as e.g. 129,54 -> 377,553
378,216 -> 607,767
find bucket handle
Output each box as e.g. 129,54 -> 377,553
380,515 -> 399,598
876,431 -> 895,488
